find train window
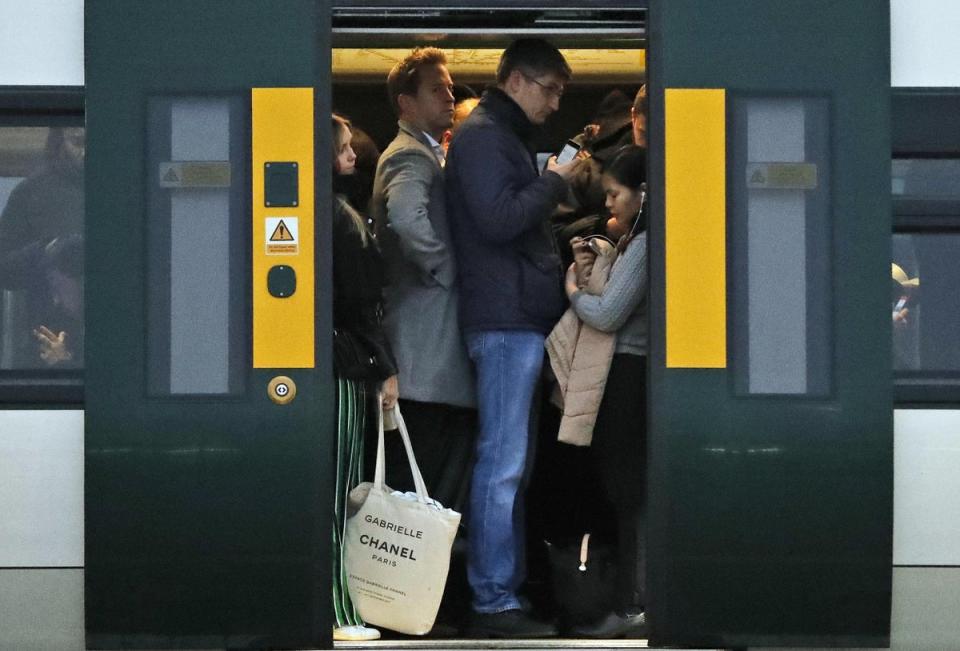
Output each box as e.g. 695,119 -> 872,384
0,89 -> 84,403
730,96 -> 831,396
893,179 -> 960,402
145,96 -> 247,396
892,233 -> 960,373
893,158 -> 960,202
892,91 -> 960,404
0,126 -> 83,372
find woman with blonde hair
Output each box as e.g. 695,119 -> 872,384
330,114 -> 398,641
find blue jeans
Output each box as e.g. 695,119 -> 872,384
464,329 -> 545,613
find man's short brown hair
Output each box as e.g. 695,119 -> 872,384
633,84 -> 647,115
386,47 -> 448,117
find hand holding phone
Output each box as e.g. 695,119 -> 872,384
555,139 -> 582,165
570,237 -> 596,269
547,143 -> 584,181
892,295 -> 909,324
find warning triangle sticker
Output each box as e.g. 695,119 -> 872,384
270,220 -> 295,242
163,166 -> 181,183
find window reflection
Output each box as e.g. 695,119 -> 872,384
0,127 -> 84,369
892,159 -> 960,200
893,233 -> 960,373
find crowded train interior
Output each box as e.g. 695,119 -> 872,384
328,5 -> 649,642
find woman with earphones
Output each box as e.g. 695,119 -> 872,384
563,144 -> 648,638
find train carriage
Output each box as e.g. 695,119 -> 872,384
0,1 -> 958,649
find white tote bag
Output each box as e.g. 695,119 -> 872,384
344,402 -> 461,635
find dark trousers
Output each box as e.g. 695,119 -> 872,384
367,399 -> 477,513
591,354 -> 647,612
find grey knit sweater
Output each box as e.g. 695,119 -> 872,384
569,232 -> 648,356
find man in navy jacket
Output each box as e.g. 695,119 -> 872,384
445,39 -> 583,638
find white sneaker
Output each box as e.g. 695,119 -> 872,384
333,624 -> 381,641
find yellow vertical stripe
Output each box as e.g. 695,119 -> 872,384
665,88 -> 727,368
252,88 -> 315,368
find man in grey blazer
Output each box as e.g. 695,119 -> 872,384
370,47 -> 477,510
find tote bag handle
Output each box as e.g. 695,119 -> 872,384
374,399 -> 431,504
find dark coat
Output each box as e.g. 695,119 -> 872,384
0,162 -> 83,368
332,195 -> 397,382
371,121 -> 476,407
445,88 -> 568,335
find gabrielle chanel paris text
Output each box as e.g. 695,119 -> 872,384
359,515 -> 424,563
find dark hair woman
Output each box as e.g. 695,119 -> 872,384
330,114 -> 398,641
563,144 -> 648,638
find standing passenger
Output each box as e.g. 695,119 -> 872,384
371,47 -> 477,509
607,84 -> 647,240
0,127 -> 84,369
442,86 -> 480,154
565,145 -> 648,638
445,38 -> 582,638
335,125 -> 380,213
631,84 -> 647,148
552,89 -> 636,257
330,114 -> 398,642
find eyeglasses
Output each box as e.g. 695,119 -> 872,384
521,73 -> 564,99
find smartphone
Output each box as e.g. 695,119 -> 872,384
555,140 -> 581,165
583,234 -> 615,254
892,295 -> 909,319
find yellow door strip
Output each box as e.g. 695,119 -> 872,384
664,88 -> 727,368
252,88 -> 315,368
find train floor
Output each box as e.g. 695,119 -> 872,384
334,641 -> 716,650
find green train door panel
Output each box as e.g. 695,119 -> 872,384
647,1 -> 891,647
85,2 -> 333,648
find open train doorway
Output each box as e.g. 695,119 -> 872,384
329,3 -> 651,647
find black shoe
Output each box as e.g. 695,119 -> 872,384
571,610 -> 646,639
426,621 -> 460,638
467,609 -> 558,638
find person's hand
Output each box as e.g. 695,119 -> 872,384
546,153 -> 586,181
570,237 -> 596,288
33,325 -> 72,366
381,374 -> 399,410
570,237 -> 596,270
565,262 -> 580,298
893,307 -> 910,328
582,123 -> 600,141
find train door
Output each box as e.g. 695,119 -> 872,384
81,0 -> 893,648
647,0 -> 892,647
84,1 -> 335,648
